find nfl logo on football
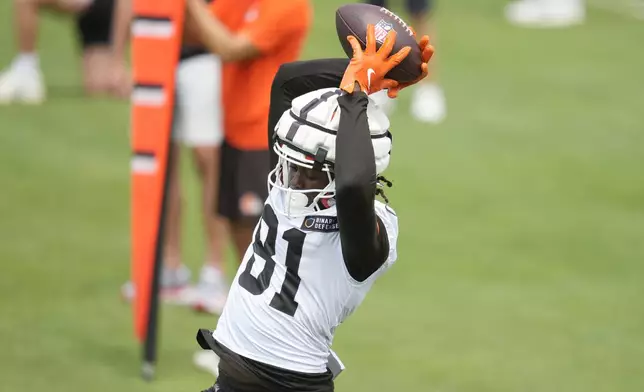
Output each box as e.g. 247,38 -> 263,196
374,19 -> 393,43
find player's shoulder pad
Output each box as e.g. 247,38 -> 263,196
374,201 -> 399,267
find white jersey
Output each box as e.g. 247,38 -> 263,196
213,188 -> 399,373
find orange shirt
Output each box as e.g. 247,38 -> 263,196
210,0 -> 312,150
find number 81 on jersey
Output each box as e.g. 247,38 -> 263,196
238,204 -> 307,317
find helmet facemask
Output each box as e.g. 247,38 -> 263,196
268,142 -> 336,218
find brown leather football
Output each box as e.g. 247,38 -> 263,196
335,3 -> 422,83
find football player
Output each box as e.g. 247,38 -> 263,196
195,25 -> 434,392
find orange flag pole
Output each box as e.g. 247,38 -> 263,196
130,0 -> 184,381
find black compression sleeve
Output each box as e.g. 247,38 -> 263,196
335,90 -> 388,282
267,58 -> 349,168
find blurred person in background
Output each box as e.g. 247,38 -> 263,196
183,0 -> 312,318
505,0 -> 585,27
364,0 -> 445,124
183,0 -> 312,374
0,0 -> 130,104
114,0 -> 230,314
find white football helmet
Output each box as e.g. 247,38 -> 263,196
269,87 -> 393,217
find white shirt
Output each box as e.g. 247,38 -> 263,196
213,188 -> 399,373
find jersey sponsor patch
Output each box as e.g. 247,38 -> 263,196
301,215 -> 339,232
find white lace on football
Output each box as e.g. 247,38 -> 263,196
268,87 -> 393,217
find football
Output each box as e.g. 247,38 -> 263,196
335,3 -> 423,83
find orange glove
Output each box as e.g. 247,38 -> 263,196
340,24 -> 411,95
385,34 -> 435,98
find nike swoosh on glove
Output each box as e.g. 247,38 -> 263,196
339,24 -> 411,95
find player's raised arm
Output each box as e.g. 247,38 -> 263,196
334,26 -> 410,281
334,88 -> 384,282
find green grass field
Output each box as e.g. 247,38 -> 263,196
1,0 -> 644,391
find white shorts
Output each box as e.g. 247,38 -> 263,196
172,54 -> 223,147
